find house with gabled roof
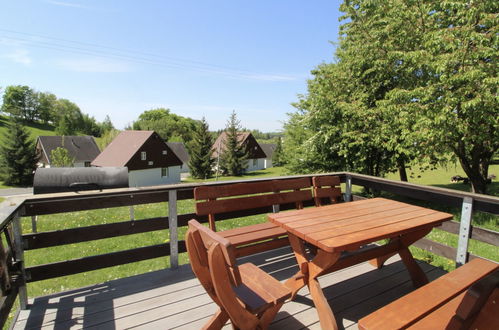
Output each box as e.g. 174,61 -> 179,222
36,135 -> 100,168
166,142 -> 190,174
92,130 -> 183,187
212,132 -> 267,172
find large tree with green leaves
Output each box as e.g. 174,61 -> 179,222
132,108 -> 201,144
0,118 -> 38,186
285,0 -> 497,193
219,111 -> 248,176
1,85 -> 39,121
188,117 -> 215,179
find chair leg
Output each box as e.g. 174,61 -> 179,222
203,308 -> 230,330
258,302 -> 284,329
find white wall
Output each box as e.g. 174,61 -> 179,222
264,157 -> 273,169
179,162 -> 190,173
246,158 -> 265,172
128,166 -> 181,187
37,161 -> 88,168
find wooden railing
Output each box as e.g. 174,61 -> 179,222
0,172 -> 497,327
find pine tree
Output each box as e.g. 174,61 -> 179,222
0,118 -> 38,186
219,111 -> 248,176
188,117 -> 215,179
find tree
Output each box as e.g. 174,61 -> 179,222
273,137 -> 284,166
132,108 -> 201,144
0,118 -> 38,186
100,115 -> 114,134
219,111 -> 248,176
386,0 -> 498,193
1,85 -> 39,121
37,92 -> 57,124
54,99 -> 83,135
188,117 -> 215,179
50,147 -> 74,167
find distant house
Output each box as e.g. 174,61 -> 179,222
92,130 -> 183,187
36,136 -> 100,168
166,142 -> 190,173
212,132 -> 267,172
259,143 -> 277,169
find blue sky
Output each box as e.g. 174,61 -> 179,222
0,1 -> 341,132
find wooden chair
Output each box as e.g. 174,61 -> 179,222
312,175 -> 342,207
194,177 -> 313,257
186,219 -> 292,330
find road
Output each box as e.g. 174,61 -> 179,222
0,187 -> 33,197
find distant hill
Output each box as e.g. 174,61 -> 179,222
0,114 -> 57,143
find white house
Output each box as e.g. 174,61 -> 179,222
36,136 -> 100,168
212,132 -> 267,172
92,130 -> 183,187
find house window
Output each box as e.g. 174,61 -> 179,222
148,161 -> 154,166
162,150 -> 167,155
84,161 -> 91,167
141,151 -> 147,160
253,159 -> 257,166
161,167 -> 169,177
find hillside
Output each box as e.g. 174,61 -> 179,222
0,115 -> 57,143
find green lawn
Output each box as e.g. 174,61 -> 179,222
8,164 -> 498,303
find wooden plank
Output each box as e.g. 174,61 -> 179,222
25,242 -> 184,282
196,190 -> 312,216
194,177 -> 311,200
22,217 -> 170,250
318,213 -> 451,252
225,226 -> 286,246
358,258 -> 498,330
0,286 -> 18,328
413,238 -> 457,260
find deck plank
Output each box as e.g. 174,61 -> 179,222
13,247 -> 448,330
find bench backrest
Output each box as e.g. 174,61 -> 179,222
194,177 -> 313,231
312,175 -> 342,206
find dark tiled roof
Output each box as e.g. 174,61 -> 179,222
37,136 -> 100,164
212,132 -> 266,159
259,143 -> 277,158
166,142 -> 190,163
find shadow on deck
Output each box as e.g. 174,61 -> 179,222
14,247 -> 447,329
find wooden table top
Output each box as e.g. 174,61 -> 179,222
268,198 -> 453,253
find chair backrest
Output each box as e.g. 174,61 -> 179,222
312,175 -> 342,206
186,219 -> 260,328
194,177 -> 313,231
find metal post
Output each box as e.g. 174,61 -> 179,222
456,197 -> 473,267
31,216 -> 37,233
345,175 -> 352,202
129,206 -> 135,221
12,213 -> 28,309
168,190 -> 178,269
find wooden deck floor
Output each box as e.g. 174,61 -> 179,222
14,247 -> 447,329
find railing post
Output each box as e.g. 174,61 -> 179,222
168,190 -> 178,269
345,175 -> 352,202
31,215 -> 37,233
12,213 -> 28,309
456,197 -> 473,267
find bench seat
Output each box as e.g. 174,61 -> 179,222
358,258 -> 499,330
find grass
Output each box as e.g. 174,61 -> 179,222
4,163 -> 497,327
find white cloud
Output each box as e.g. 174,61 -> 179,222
44,0 -> 89,9
4,49 -> 32,65
56,58 -> 133,73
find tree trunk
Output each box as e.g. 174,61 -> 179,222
458,157 -> 488,194
397,159 -> 408,182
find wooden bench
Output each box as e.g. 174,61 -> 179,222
312,175 -> 342,206
358,258 -> 499,330
194,177 -> 315,257
186,219 -> 291,329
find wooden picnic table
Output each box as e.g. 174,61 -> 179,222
268,197 -> 453,330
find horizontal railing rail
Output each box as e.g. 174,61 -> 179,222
0,171 -> 497,328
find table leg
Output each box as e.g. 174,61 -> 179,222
398,227 -> 433,288
286,234 -> 341,329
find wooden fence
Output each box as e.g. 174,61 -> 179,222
0,172 -> 497,327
